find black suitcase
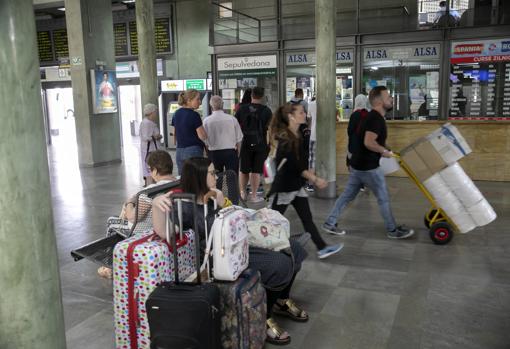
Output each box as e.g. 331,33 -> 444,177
146,193 -> 221,349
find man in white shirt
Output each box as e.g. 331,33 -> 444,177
433,1 -> 460,24
204,95 -> 243,172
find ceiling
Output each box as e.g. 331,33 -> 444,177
33,0 -> 179,20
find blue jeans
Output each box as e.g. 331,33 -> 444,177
176,145 -> 204,175
325,167 -> 397,232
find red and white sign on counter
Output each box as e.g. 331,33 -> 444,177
451,39 -> 510,64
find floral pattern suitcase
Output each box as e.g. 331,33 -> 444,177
113,230 -> 195,349
216,269 -> 267,349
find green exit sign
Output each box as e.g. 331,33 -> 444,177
185,79 -> 206,90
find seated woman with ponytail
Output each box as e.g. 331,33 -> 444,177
152,157 -> 308,346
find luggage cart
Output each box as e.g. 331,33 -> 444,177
396,154 -> 457,245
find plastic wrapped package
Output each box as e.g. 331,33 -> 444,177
423,174 -> 465,217
439,163 -> 484,208
427,123 -> 472,164
467,199 -> 497,227
448,211 -> 477,234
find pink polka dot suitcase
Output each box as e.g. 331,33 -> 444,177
113,229 -> 195,349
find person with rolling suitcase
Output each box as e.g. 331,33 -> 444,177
112,187 -> 196,349
153,157 -> 308,346
146,192 -> 221,349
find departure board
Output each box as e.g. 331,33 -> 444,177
129,21 -> 139,56
503,63 -> 510,117
37,31 -> 54,62
450,39 -> 510,120
114,23 -> 129,57
155,18 -> 171,54
36,15 -> 172,65
128,19 -> 173,56
53,28 -> 69,60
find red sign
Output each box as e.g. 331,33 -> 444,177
451,55 -> 510,64
453,44 -> 484,55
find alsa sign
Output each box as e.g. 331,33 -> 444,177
286,50 -> 354,65
364,45 -> 440,61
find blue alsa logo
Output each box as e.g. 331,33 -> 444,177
336,51 -> 352,61
502,41 -> 510,52
287,54 -> 308,63
366,49 -> 387,59
414,46 -> 438,57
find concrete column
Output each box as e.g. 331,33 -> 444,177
0,1 -> 66,348
314,0 -> 337,198
136,0 -> 158,120
65,0 -> 121,167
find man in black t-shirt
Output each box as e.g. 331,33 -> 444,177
235,86 -> 272,203
321,86 -> 414,239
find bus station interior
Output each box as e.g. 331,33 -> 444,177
1,0 -> 510,348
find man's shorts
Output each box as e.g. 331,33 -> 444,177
240,147 -> 268,174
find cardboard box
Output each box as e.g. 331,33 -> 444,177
414,139 -> 449,174
401,138 -> 449,182
400,123 -> 472,181
401,146 -> 435,182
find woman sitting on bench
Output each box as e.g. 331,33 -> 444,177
152,157 -> 309,346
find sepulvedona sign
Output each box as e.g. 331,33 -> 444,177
217,55 -> 277,71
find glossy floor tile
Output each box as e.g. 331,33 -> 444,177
48,137 -> 510,349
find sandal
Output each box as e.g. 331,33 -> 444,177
266,318 -> 291,345
273,299 -> 309,322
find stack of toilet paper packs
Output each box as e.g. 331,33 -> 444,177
401,123 -> 497,233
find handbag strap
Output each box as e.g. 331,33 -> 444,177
144,136 -> 158,161
268,139 -> 278,158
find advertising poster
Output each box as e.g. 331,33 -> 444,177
286,77 -> 297,92
92,69 -> 118,114
409,75 -> 427,113
238,77 -> 257,88
296,76 -> 310,89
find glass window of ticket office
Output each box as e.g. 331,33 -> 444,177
362,44 -> 441,120
217,71 -> 279,115
285,50 -> 354,120
449,39 -> 510,120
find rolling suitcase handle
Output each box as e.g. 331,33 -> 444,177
167,193 -> 202,285
202,192 -> 218,280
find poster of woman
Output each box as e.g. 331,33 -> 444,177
92,69 -> 118,114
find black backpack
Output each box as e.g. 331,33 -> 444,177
242,105 -> 266,148
346,109 -> 369,167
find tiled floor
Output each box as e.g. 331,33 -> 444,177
50,136 -> 510,349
